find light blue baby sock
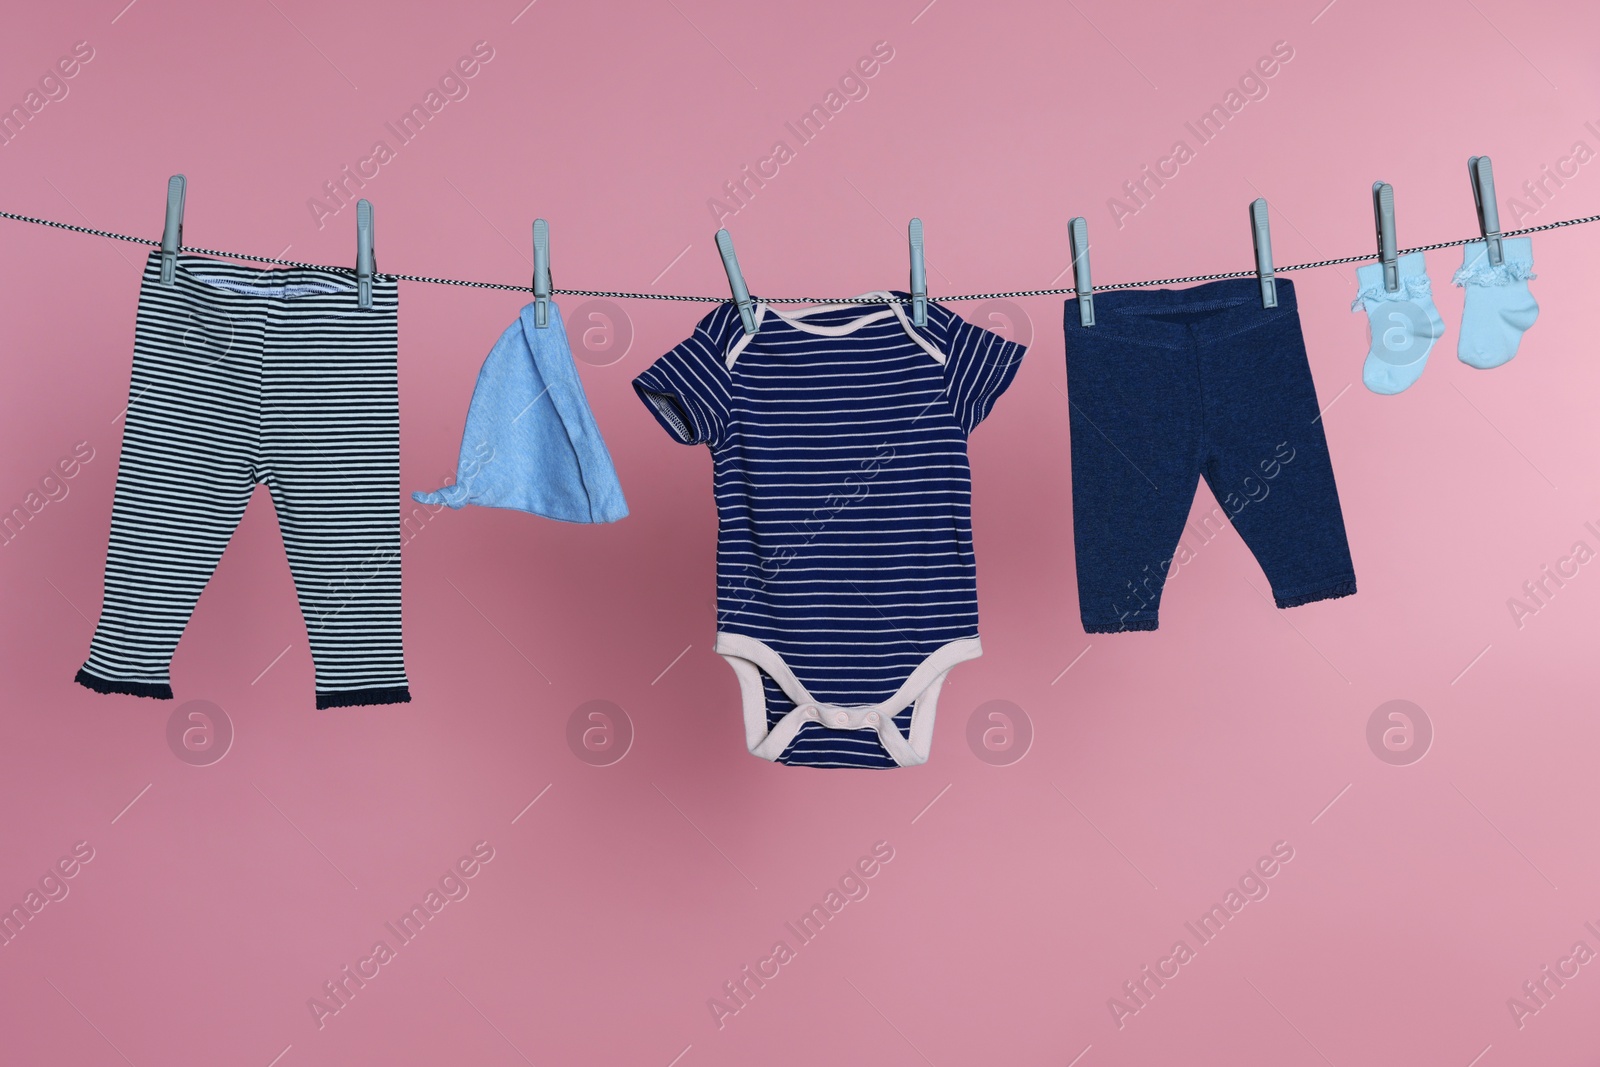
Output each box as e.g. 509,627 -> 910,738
1352,251 -> 1446,395
1453,237 -> 1537,369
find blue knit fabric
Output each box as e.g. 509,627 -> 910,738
1064,278 -> 1356,632
414,302 -> 627,524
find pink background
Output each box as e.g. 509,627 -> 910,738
3,1 -> 1599,1064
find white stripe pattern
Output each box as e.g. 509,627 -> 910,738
77,252 -> 410,708
635,293 -> 1024,767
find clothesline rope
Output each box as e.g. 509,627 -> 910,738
3,207 -> 1596,304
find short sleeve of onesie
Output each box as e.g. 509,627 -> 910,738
632,303 -> 736,446
924,301 -> 1027,434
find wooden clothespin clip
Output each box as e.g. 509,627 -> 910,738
532,218 -> 551,327
1468,156 -> 1503,267
1069,216 -> 1094,326
159,174 -> 186,285
1250,198 -> 1277,308
1371,181 -> 1398,292
356,199 -> 374,309
908,217 -> 927,326
715,228 -> 757,336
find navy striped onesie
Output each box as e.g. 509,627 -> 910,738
634,292 -> 1025,767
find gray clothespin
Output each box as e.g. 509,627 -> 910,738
715,228 -> 757,336
532,218 -> 551,327
1069,216 -> 1094,326
1468,156 -> 1503,267
1371,181 -> 1398,292
356,199 -> 374,309
1250,198 -> 1277,308
908,217 -> 927,326
159,174 -> 186,285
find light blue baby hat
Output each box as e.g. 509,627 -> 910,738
413,302 -> 628,523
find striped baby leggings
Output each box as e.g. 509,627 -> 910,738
76,251 -> 411,708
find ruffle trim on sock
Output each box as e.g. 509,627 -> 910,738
1351,274 -> 1432,311
1452,260 -> 1536,288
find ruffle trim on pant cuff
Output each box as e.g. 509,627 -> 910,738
1453,261 -> 1536,288
74,669 -> 173,700
317,686 -> 412,709
1083,618 -> 1160,633
1275,580 -> 1358,609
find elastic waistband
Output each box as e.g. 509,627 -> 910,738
1065,277 -> 1298,348
140,250 -> 397,307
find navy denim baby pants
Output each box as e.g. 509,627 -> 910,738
1063,278 -> 1356,632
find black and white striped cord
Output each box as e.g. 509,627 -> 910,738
3,207 -> 1595,306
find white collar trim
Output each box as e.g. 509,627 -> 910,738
724,291 -> 946,368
